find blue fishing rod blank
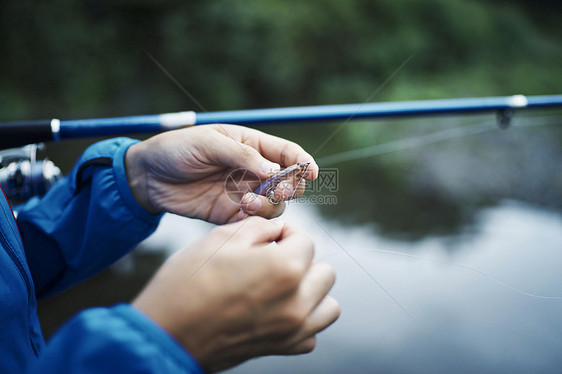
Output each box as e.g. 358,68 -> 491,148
195,94 -> 562,124
1,94 -> 561,148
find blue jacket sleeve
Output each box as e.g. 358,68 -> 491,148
27,304 -> 204,374
17,137 -> 162,297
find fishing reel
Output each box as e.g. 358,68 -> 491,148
0,144 -> 61,203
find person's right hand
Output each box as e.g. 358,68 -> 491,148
132,217 -> 340,373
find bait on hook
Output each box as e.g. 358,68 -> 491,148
253,162 -> 310,204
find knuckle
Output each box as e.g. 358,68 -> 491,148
213,217 -> 267,240
300,337 -> 317,354
240,143 -> 259,161
273,258 -> 304,288
281,307 -> 307,330
278,146 -> 288,166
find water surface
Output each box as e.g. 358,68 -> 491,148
142,201 -> 562,374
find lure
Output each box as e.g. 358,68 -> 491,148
253,162 -> 310,204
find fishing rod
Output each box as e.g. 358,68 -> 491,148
1,94 -> 561,149
0,94 -> 560,202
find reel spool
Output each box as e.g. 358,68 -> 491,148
0,144 -> 61,203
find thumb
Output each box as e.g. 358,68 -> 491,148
222,139 -> 280,178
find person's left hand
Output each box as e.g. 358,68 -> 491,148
125,124 -> 319,224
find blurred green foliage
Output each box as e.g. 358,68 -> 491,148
1,0 -> 560,238
1,0 -> 560,121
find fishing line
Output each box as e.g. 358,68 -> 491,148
316,116 -> 562,167
145,50 -> 249,154
307,214 -> 415,320
318,248 -> 562,300
309,115 -> 562,306
311,52 -> 417,157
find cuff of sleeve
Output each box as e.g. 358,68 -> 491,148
113,304 -> 205,374
112,139 -> 164,225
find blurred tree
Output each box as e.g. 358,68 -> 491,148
0,0 -> 560,236
1,0 -> 560,121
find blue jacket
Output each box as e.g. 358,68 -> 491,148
0,138 -> 203,373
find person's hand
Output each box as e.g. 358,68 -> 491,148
132,217 -> 340,372
125,125 -> 319,223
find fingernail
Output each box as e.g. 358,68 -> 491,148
261,161 -> 280,176
237,210 -> 249,221
242,193 -> 262,212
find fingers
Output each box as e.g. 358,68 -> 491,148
211,124 -> 319,180
280,263 -> 336,353
237,183 -> 304,221
218,216 -> 285,245
240,193 -> 287,219
273,179 -> 306,200
252,133 -> 319,181
204,126 -> 316,219
298,262 -> 336,312
239,178 -> 305,221
282,337 -> 317,355
210,133 -> 281,179
300,295 -> 341,337
211,218 -> 339,358
283,295 -> 341,355
273,223 -> 315,268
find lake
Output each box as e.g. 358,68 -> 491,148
139,200 -> 562,374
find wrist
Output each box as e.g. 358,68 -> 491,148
125,142 -> 160,214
